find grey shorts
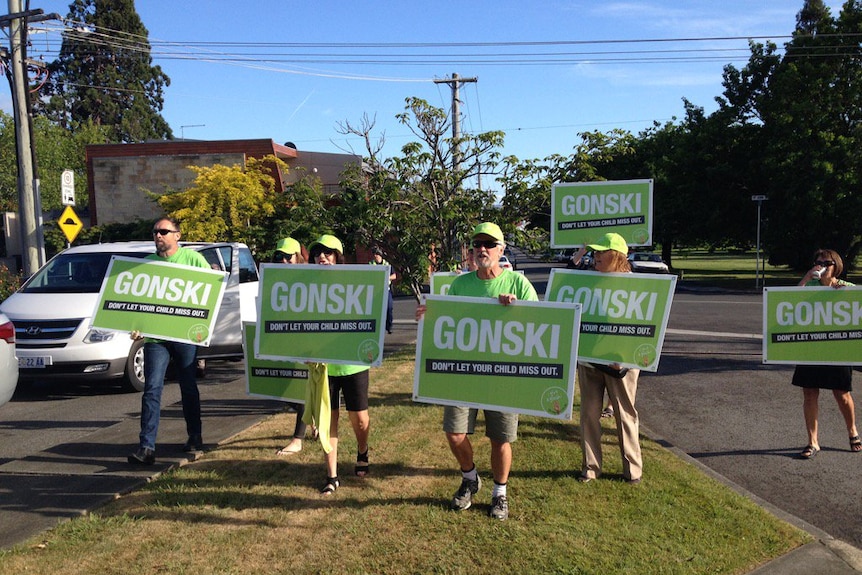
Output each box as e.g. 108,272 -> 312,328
442,405 -> 518,443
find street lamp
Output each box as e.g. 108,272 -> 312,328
752,195 -> 768,289
180,124 -> 205,141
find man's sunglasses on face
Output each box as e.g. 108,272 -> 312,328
152,228 -> 178,236
472,240 -> 500,250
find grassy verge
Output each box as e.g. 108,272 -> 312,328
671,250 -> 861,290
0,349 -> 808,575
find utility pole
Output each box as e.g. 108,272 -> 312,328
433,73 -> 477,171
3,0 -> 50,275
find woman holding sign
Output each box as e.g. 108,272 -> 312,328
792,249 -> 860,459
271,237 -> 318,456
574,232 -> 644,484
309,234 -> 372,494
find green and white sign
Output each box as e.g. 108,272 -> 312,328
763,286 -> 862,365
545,269 -> 675,371
413,295 -> 581,420
431,272 -> 460,295
92,256 -> 227,346
551,179 -> 653,248
243,322 -> 308,401
255,264 -> 389,366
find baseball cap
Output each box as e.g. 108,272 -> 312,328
275,237 -> 300,255
309,234 -> 343,254
471,222 -> 504,243
587,232 -> 628,255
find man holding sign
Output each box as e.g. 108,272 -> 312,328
417,222 -> 538,520
128,217 -> 212,465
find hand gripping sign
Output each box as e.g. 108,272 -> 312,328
92,256 -> 227,345
763,286 -> 862,365
255,264 -> 390,366
551,179 -> 653,248
413,295 -> 582,420
545,269 -> 676,371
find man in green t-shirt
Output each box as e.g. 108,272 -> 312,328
417,222 -> 538,521
128,217 -> 211,465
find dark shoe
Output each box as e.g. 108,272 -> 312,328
183,434 -> 203,452
451,475 -> 481,510
128,446 -> 155,465
488,495 -> 509,520
799,445 -> 819,459
851,435 -> 862,453
355,449 -> 370,477
320,476 -> 340,495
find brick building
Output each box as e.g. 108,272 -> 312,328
85,139 -> 360,225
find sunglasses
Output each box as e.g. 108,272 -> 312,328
272,251 -> 294,261
472,240 -> 500,249
152,228 -> 178,236
311,248 -> 336,257
814,260 -> 835,267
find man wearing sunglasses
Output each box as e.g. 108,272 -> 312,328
128,217 -> 212,465
417,222 -> 538,520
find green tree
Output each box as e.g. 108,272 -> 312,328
718,0 -> 862,270
38,0 -> 172,143
0,111 -> 108,212
155,156 -> 281,247
336,100 -> 505,300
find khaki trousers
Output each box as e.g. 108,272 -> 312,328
577,364 -> 642,481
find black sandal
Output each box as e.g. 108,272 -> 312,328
320,476 -> 339,495
799,445 -> 819,459
850,435 -> 862,453
355,449 -> 370,477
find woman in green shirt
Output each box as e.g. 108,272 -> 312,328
310,234 -> 372,494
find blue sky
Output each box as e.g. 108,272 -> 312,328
1,1 -> 846,164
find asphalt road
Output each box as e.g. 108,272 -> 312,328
1,251 -> 860,554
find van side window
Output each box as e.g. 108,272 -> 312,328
238,247 -> 258,283
199,248 -> 224,271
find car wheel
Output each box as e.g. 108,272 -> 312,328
123,339 -> 146,392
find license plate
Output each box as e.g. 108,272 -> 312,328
18,356 -> 52,368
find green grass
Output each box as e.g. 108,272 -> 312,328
670,249 -> 861,290
0,349 -> 808,575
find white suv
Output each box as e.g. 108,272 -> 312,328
0,241 -> 259,392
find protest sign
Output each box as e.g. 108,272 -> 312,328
551,179 -> 653,248
255,264 -> 389,366
763,286 -> 862,365
545,269 -> 675,371
414,295 -> 581,419
242,322 -> 308,401
431,271 -> 460,295
92,256 -> 227,346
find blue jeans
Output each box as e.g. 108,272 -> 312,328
139,341 -> 201,450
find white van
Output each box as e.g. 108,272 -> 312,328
0,241 -> 259,392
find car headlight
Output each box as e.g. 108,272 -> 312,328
85,329 -> 116,343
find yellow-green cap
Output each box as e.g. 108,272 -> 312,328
275,237 -> 300,254
587,232 -> 628,255
471,222 -> 504,243
309,234 -> 343,254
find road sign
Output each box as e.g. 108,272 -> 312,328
58,205 -> 83,243
751,194 -> 768,201
61,169 -> 75,206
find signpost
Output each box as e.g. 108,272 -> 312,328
752,194 -> 768,290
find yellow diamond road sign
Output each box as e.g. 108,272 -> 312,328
59,205 -> 83,243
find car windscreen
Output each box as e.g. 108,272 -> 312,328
20,252 -> 150,294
